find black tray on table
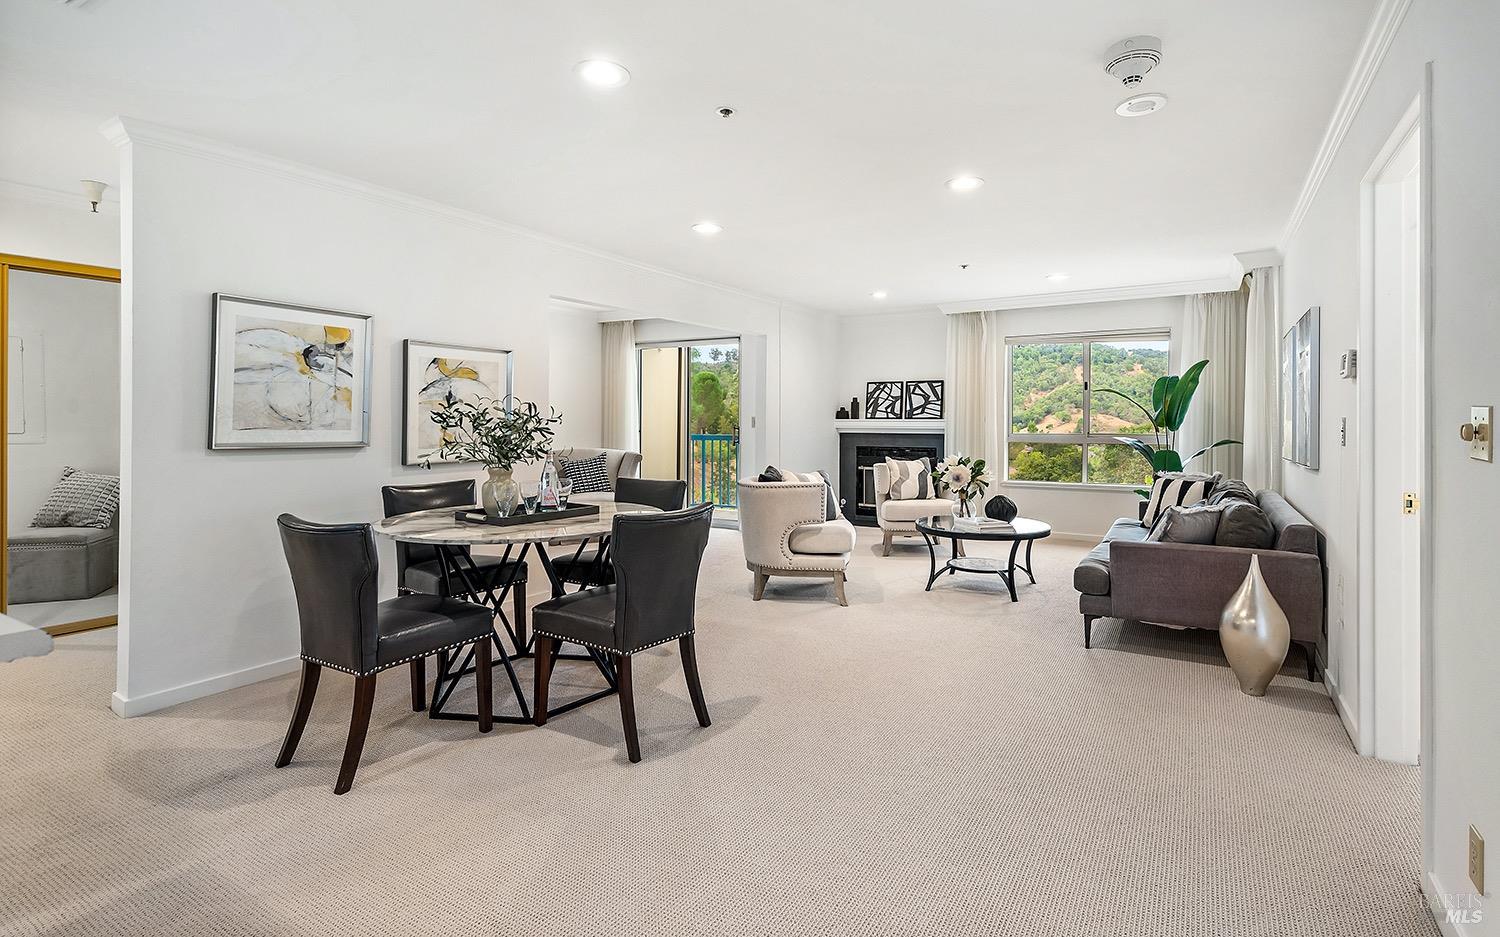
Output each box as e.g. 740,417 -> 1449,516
453,503 -> 600,527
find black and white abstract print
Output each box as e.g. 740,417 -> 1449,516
904,380 -> 944,419
865,381 -> 904,419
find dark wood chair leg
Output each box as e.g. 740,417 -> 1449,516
334,675 -> 377,795
1084,615 -> 1096,649
679,634 -> 711,727
616,654 -> 641,763
275,661 -> 321,768
475,636 -> 493,734
513,579 -> 528,651
1303,642 -> 1318,682
409,657 -> 426,712
533,634 -> 555,726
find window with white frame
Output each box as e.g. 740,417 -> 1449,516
1006,330 -> 1171,486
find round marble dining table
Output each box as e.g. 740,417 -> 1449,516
371,501 -> 663,546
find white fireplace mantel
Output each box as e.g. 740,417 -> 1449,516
834,419 -> 945,435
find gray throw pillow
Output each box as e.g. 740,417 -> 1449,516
1147,502 -> 1224,544
1207,478 -> 1256,506
1214,500 -> 1276,549
31,466 -> 120,529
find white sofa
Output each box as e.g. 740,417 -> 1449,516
872,461 -> 955,555
737,478 -> 855,606
559,448 -> 642,501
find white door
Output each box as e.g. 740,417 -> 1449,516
1368,125 -> 1422,764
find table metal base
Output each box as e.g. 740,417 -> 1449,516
920,533 -> 1037,602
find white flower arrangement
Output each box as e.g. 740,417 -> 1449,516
931,452 -> 990,514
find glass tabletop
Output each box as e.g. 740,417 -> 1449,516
915,515 -> 1051,540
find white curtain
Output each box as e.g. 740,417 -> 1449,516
945,311 -> 991,462
600,319 -> 638,451
1241,267 -> 1283,490
1179,290 -> 1247,478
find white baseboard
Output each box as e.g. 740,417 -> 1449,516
1424,870 -> 1483,936
1324,667 -> 1363,754
111,655 -> 301,717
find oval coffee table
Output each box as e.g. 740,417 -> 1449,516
914,515 -> 1051,602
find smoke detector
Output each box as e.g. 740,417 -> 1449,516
1104,35 -> 1162,86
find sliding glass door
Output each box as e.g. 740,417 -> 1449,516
637,340 -> 740,512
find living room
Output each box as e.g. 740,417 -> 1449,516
1,2 -> 1495,935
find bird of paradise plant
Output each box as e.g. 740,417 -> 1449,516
1094,358 -> 1240,497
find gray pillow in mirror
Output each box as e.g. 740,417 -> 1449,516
1146,502 -> 1224,544
1214,500 -> 1276,549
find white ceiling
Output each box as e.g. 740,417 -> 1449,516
0,0 -> 1373,311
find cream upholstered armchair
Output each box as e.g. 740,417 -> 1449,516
737,479 -> 855,606
873,461 -> 955,555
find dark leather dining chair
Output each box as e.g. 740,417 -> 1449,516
532,501 -> 714,762
553,477 -> 689,587
382,480 -> 528,707
275,514 -> 496,794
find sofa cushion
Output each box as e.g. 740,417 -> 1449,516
1207,478 -> 1256,505
1215,500 -> 1277,549
884,457 -> 933,500
1257,490 -> 1319,554
1101,518 -> 1150,544
1148,502 -> 1224,544
1142,471 -> 1219,527
1074,541 -> 1113,596
880,498 -> 953,524
787,518 -> 856,556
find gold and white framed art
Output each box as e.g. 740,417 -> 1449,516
402,340 -> 513,465
209,294 -> 372,449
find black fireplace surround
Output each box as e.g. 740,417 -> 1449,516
838,432 -> 944,526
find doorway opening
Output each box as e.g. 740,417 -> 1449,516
1358,101 -> 1426,765
1,254 -> 122,637
637,340 -> 740,519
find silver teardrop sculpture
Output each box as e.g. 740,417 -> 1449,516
1219,555 -> 1291,696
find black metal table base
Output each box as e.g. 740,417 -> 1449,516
424,535 -> 618,723
920,532 -> 1037,602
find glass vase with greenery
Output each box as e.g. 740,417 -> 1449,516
424,396 -> 562,515
1094,358 -> 1239,496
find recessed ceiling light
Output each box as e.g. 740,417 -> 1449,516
575,60 -> 630,89
1115,92 -> 1168,117
691,221 -> 722,235
1046,273 -> 1071,282
945,176 -> 985,192
871,290 -> 888,300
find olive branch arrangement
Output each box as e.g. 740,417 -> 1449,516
422,396 -> 562,470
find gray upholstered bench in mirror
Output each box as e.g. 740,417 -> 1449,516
7,527 -> 119,604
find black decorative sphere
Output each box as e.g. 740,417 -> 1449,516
984,494 -> 1018,522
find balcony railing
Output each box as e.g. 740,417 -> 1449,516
689,433 -> 739,508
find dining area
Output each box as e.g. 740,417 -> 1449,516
273,429 -> 715,793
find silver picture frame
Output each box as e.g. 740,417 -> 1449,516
401,339 -> 514,466
209,293 -> 373,449
1281,305 -> 1320,469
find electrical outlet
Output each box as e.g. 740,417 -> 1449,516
1471,825 -> 1485,894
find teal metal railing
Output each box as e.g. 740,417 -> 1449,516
689,433 -> 739,508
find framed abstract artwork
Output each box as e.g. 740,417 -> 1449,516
865,380 -> 904,419
402,340 -> 513,465
209,294 -> 372,449
1281,306 -> 1320,469
904,380 -> 944,418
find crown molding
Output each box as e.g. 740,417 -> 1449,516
934,276 -> 1241,315
98,117 -> 788,309
0,178 -> 118,214
1234,248 -> 1283,272
1278,0 -> 1413,250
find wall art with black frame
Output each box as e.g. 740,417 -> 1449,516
903,380 -> 944,418
864,381 -> 904,419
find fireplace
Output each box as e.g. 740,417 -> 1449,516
838,432 -> 944,526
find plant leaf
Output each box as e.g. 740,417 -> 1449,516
1095,388 -> 1158,430
1153,449 -> 1184,473
1164,360 -> 1209,431
1151,375 -> 1170,414
1184,438 -> 1241,464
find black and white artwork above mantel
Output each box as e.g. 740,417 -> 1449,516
903,380 -> 944,419
864,381 -> 904,419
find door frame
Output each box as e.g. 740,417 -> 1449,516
1355,89 -> 1431,772
635,336 -> 742,520
0,253 -> 122,632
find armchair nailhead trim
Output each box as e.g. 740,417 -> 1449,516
301,633 -> 491,678
532,628 -> 693,656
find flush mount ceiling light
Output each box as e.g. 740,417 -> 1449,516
80,179 -> 107,213
691,221 -> 723,235
945,176 -> 984,192
1116,92 -> 1168,117
1046,272 -> 1070,282
574,59 -> 630,89
871,290 -> 888,300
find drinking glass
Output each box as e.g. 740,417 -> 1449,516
557,479 -> 574,509
522,483 -> 541,514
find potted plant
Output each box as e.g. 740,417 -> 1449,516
1094,358 -> 1240,496
425,396 -> 562,516
932,453 -> 990,517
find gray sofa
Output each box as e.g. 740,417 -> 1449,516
1073,490 -> 1324,679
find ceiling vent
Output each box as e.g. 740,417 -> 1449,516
1103,36 -> 1162,86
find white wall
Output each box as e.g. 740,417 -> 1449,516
6,270 -> 120,532
1279,0 -> 1500,917
545,306 -> 602,450
834,296 -> 1183,537
112,121 -> 836,715
0,191 -> 119,268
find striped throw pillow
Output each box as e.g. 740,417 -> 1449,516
884,457 -> 933,501
1142,472 -> 1220,528
31,466 -> 120,529
775,467 -> 838,521
559,453 -> 611,493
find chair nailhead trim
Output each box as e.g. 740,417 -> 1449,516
532,628 -> 693,656
301,634 -> 490,677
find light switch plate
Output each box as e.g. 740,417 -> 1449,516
1472,407 -> 1493,462
1470,825 -> 1485,894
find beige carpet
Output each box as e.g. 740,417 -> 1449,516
0,529 -> 1435,936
